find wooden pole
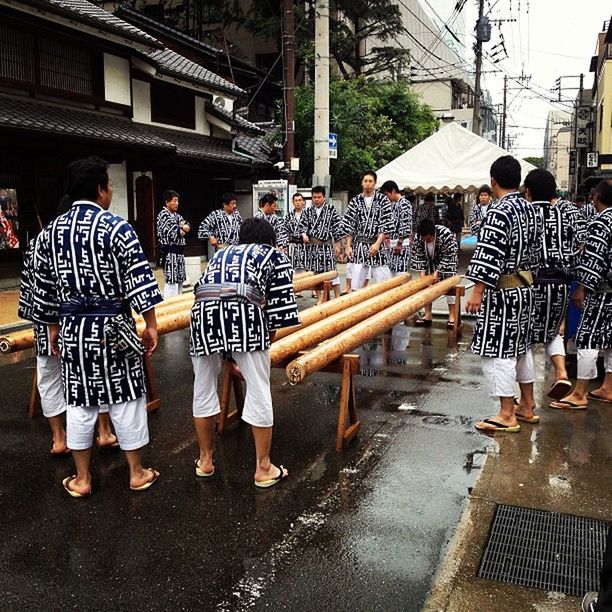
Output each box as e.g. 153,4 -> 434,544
293,271 -> 337,293
270,275 -> 433,365
293,271 -> 315,281
286,276 -> 461,383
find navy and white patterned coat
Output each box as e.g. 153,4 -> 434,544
466,192 -> 542,358
254,209 -> 289,248
411,224 -> 458,279
30,201 -> 163,406
531,201 -> 581,344
190,244 -> 300,355
198,209 -> 242,246
18,236 -> 52,357
157,207 -> 187,284
575,207 -> 612,350
283,210 -> 308,270
342,192 -> 394,266
556,198 -> 587,244
388,196 -> 412,272
469,203 -> 490,237
412,202 -> 439,232
298,203 -> 345,274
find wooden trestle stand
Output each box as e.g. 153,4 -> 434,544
447,285 -> 465,334
217,352 -> 361,453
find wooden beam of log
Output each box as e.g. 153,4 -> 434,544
0,328 -> 34,354
271,275 -> 433,365
293,271 -> 315,281
275,273 -> 412,340
292,271 -> 338,293
286,275 -> 461,384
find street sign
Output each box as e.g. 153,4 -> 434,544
569,150 -> 576,176
586,152 -> 599,168
328,132 -> 338,159
576,106 -> 591,149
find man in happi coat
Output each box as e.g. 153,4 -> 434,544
255,193 -> 288,251
342,170 -> 394,290
299,185 -> 344,303
380,180 -> 412,276
470,185 -> 493,238
550,179 -> 612,410
190,218 -> 299,487
18,195 -> 118,456
31,157 -> 162,496
411,219 -> 458,328
198,192 -> 242,251
510,170 -> 582,422
156,190 -> 191,298
284,192 -> 308,277
412,192 -> 439,236
465,156 -> 541,434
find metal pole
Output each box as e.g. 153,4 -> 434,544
472,0 -> 485,136
501,75 -> 508,149
313,0 -> 330,189
282,0 -> 296,184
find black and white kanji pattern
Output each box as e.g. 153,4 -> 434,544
30,201 -> 163,406
18,236 -> 52,356
531,201 -> 581,344
576,208 -> 612,350
283,210 -> 308,270
466,192 -> 542,358
469,203 -> 490,237
156,207 -> 187,284
582,201 -> 597,221
342,192 -> 394,266
388,196 -> 412,272
411,224 -> 458,279
556,198 -> 587,244
412,202 -> 439,231
254,209 -> 289,248
189,243 -> 300,356
298,203 -> 345,274
197,208 -> 242,246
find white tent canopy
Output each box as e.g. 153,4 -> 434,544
376,122 -> 537,194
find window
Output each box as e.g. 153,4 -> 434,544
150,81 -> 195,129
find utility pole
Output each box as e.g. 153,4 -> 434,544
282,0 -> 295,184
472,0 -> 488,136
501,75 -> 507,148
313,0 -> 330,190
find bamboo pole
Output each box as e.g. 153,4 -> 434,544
275,273 -> 412,340
293,271 -> 337,293
293,271 -> 314,281
286,275 -> 461,384
0,328 -> 34,354
271,275 -> 433,365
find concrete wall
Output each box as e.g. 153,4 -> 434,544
108,162 -> 129,220
595,60 -> 612,169
132,79 -> 151,123
104,54 -> 131,106
412,81 -> 452,110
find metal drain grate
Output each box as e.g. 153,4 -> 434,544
478,505 -> 608,596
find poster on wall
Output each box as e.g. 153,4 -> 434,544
252,180 -> 297,218
0,188 -> 20,250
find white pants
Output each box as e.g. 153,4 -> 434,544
545,334 -> 566,358
577,348 -> 612,380
164,283 -> 182,298
352,264 -> 391,290
36,355 -> 67,418
192,350 -> 274,427
66,396 -> 149,451
481,351 -> 535,398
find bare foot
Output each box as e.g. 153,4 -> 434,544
197,453 -> 214,476
50,438 -> 70,456
516,400 -> 536,420
63,474 -> 91,497
475,414 -> 520,432
254,463 -> 288,484
96,433 -> 119,449
130,467 -> 159,490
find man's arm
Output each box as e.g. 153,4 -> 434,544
141,307 -> 158,357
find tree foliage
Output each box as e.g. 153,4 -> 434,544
293,77 -> 437,193
523,156 -> 544,169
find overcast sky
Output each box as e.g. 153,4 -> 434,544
460,0 -> 611,158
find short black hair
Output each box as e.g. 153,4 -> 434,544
418,219 -> 436,236
380,180 -> 400,194
259,193 -> 276,207
222,192 -> 237,205
66,156 -> 109,202
593,179 -> 612,207
239,217 -> 276,246
311,185 -> 326,196
453,193 -> 462,201
424,192 -> 435,203
524,169 -> 557,202
478,185 -> 492,197
57,194 -> 73,216
162,190 -> 179,204
575,195 -> 586,204
292,192 -> 305,201
490,155 -> 521,189
362,170 -> 377,181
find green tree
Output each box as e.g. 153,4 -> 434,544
293,77 -> 437,192
523,156 -> 544,169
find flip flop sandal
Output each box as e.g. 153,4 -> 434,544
50,448 -> 72,458
414,318 -> 433,327
62,475 -> 91,498
195,459 -> 215,478
254,465 -> 288,489
130,468 -> 160,491
587,391 -> 612,404
515,412 -> 540,424
549,399 -> 587,410
475,418 -> 521,433
547,379 -> 572,400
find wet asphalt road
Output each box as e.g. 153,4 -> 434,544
0,314 -> 494,611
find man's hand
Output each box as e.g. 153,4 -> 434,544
465,282 -> 485,314
572,284 -> 586,310
345,245 -> 353,259
209,237 -> 219,248
433,270 -> 440,283
141,309 -> 158,357
49,324 -> 60,357
302,233 -> 310,244
269,331 -> 277,343
394,241 -> 403,255
182,223 -> 191,233
368,244 -> 379,257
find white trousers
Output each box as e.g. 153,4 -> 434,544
66,396 -> 149,451
163,283 -> 182,298
352,264 -> 391,290
577,348 -> 612,380
36,355 -> 67,418
481,350 -> 535,398
545,334 -> 566,358
192,350 -> 274,427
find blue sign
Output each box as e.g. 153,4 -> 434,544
328,133 -> 338,149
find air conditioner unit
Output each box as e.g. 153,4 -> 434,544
213,96 -> 226,108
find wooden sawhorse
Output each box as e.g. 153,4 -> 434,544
217,353 -> 361,452
447,284 -> 465,335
